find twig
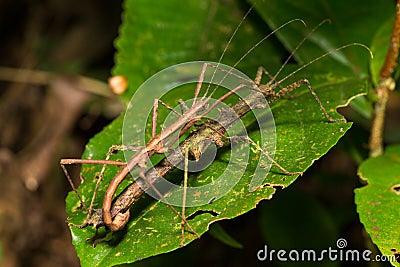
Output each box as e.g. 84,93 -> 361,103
369,0 -> 400,157
0,66 -> 115,98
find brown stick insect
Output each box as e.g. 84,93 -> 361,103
61,16 -> 290,240
61,5 -> 372,247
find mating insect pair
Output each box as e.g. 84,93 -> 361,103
61,6 -> 371,248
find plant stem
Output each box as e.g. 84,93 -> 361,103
369,0 -> 400,157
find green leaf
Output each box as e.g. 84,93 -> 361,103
370,16 -> 395,87
254,0 -> 392,69
355,145 -> 400,267
208,223 -> 243,249
65,0 -> 392,266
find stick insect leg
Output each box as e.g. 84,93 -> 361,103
183,114 -> 301,176
241,135 -> 304,175
193,62 -> 256,102
152,98 -> 183,138
255,66 -> 285,92
60,158 -> 126,228
137,158 -> 200,242
87,145 -> 141,219
255,66 -> 345,123
153,63 -> 220,146
226,136 -> 303,176
242,136 -> 303,176
272,78 -> 345,123
193,62 -> 210,102
180,147 -> 189,247
171,82 -> 254,149
197,124 -> 302,176
201,62 -> 255,87
61,163 -> 88,212
298,79 -> 345,122
151,98 -> 187,154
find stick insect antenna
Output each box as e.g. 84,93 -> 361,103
275,42 -> 373,87
205,18 -> 307,104
269,19 -> 330,86
199,5 -> 254,101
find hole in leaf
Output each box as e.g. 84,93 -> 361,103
187,210 -> 219,220
390,184 -> 400,195
262,183 -> 283,189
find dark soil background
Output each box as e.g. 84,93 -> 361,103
0,1 -> 122,266
0,1 -> 397,267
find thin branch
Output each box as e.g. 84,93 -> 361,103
0,66 -> 115,98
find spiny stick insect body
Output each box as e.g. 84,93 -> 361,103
61,4 -> 371,247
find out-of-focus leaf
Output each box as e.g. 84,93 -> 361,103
208,223 -> 243,249
355,145 -> 400,267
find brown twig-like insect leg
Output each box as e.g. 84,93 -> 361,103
136,157 -> 200,240
152,98 -> 183,138
148,95 -> 202,240
279,78 -> 344,122
256,66 -> 345,123
180,147 -> 190,247
193,62 -> 209,102
61,158 -> 126,228
211,131 -> 302,176
89,145 -> 141,216
61,163 -> 88,212
254,66 -> 285,92
244,136 -> 303,176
